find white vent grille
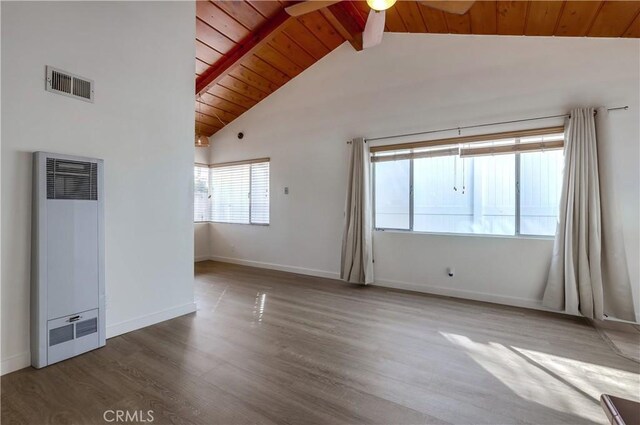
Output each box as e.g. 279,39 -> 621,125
46,158 -> 98,200
51,70 -> 72,94
72,77 -> 92,100
46,66 -> 94,103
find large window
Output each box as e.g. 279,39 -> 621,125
193,159 -> 270,225
373,128 -> 563,237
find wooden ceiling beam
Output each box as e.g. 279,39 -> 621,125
196,8 -> 291,95
322,2 -> 366,52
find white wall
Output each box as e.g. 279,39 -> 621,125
207,34 -> 640,321
194,146 -> 211,261
194,222 -> 210,261
194,145 -> 211,164
1,1 -> 196,374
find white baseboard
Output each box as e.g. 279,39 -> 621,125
206,256 -> 545,310
208,255 -> 341,280
373,277 -> 548,312
106,302 -> 197,339
195,255 -> 210,262
599,313 -> 640,326
205,256 -> 546,311
374,278 -> 640,323
201,257 -> 640,323
1,302 -> 198,376
1,351 -> 31,376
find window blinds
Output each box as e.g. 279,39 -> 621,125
249,162 -> 270,224
194,159 -> 269,225
211,163 -> 251,224
370,126 -> 564,159
194,165 -> 210,222
460,133 -> 564,157
372,147 -> 460,163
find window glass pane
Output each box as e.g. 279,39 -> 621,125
413,155 -> 515,235
194,166 -> 210,222
250,163 -> 270,224
211,164 -> 250,224
519,150 -> 563,236
374,160 -> 410,229
414,155 -> 472,233
474,155 -> 516,235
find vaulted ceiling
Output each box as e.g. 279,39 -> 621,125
195,1 -> 640,140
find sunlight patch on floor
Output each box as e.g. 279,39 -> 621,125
439,331 -> 637,421
512,346 -> 639,400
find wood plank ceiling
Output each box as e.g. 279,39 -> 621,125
196,0 -> 640,140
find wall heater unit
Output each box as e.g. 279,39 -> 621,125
31,152 -> 105,368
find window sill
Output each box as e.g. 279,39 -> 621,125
374,228 -> 555,241
194,221 -> 269,227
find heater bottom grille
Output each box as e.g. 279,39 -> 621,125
46,309 -> 100,366
49,324 -> 74,346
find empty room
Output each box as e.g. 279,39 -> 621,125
1,1 -> 639,424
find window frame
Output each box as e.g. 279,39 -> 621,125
193,158 -> 270,226
372,128 -> 564,238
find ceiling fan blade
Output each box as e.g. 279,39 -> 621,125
420,1 -> 475,15
362,9 -> 385,49
285,1 -> 342,17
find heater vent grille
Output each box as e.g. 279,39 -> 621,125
75,318 -> 98,338
72,77 -> 92,100
46,66 -> 94,102
49,324 -> 74,346
51,70 -> 72,94
46,158 -> 98,200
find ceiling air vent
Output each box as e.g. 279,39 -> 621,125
45,66 -> 94,103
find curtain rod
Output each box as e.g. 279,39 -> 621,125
359,106 -> 629,144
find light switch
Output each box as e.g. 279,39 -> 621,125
284,187 -> 289,195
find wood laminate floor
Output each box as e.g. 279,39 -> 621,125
2,261 -> 639,425
593,320 -> 640,364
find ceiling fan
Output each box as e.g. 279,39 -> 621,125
285,0 -> 475,49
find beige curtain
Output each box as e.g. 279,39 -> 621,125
543,108 -> 636,321
341,137 -> 374,284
